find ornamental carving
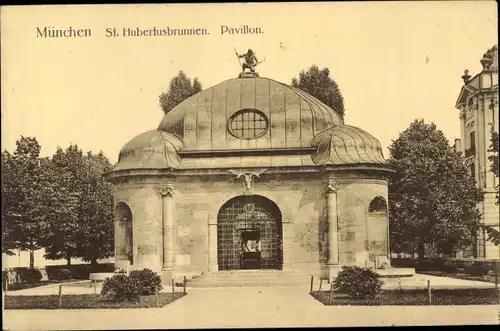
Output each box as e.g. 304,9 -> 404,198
159,185 -> 174,198
326,180 -> 339,194
228,169 -> 267,192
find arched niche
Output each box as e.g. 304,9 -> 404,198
368,196 -> 388,214
367,196 -> 389,260
115,202 -> 133,265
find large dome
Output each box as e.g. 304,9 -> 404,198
111,76 -> 387,172
157,76 -> 343,151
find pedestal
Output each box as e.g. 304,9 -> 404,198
161,268 -> 176,285
327,265 -> 342,282
115,260 -> 131,274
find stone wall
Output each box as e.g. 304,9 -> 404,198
113,185 -> 163,272
112,170 -> 389,274
336,180 -> 389,267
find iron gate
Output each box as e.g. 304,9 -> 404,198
217,195 -> 283,270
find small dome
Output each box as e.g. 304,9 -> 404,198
311,125 -> 386,165
114,130 -> 184,171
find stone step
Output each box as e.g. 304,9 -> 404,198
188,282 -> 309,288
176,270 -> 314,279
187,280 -> 310,287
190,278 -> 310,282
192,275 -> 315,281
198,273 -> 314,278
185,270 -> 317,288
189,277 -> 312,284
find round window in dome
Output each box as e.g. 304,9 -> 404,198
228,109 -> 269,140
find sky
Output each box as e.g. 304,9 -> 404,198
1,2 -> 498,163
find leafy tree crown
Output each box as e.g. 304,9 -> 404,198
159,71 -> 202,114
291,64 -> 345,120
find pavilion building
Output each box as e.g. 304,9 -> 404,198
105,70 -> 394,283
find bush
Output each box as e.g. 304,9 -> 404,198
433,259 -> 447,271
390,258 -> 417,268
8,268 -> 43,284
443,261 -> 458,273
467,263 -> 490,276
333,266 -> 384,299
56,269 -> 72,281
128,269 -> 163,295
45,263 -> 115,280
21,269 -> 42,284
416,259 -> 434,271
66,265 -> 90,280
101,274 -> 141,303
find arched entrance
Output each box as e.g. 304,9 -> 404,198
217,195 -> 283,271
115,202 -> 133,265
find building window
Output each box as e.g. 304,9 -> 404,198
228,109 -> 269,140
470,131 -> 476,150
477,228 -> 486,258
470,162 -> 476,181
465,131 -> 476,158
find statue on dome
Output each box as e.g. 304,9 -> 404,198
234,47 -> 264,77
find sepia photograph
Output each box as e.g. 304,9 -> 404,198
1,1 -> 499,329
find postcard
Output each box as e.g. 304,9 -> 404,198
1,2 -> 499,329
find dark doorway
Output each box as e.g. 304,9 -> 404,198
217,195 -> 283,271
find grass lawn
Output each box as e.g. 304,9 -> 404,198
419,270 -> 498,284
4,292 -> 187,309
310,288 -> 500,306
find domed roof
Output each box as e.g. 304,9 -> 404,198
114,130 -> 184,171
311,125 -> 385,165
110,76 -> 388,173
157,76 -> 343,151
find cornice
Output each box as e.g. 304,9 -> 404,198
104,163 -> 395,185
178,147 -> 316,158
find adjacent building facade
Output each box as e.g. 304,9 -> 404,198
455,45 -> 499,259
105,71 -> 394,282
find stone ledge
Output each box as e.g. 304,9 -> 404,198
375,267 -> 416,278
89,272 -> 115,282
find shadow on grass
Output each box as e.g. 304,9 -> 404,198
4,292 -> 187,309
310,288 -> 500,306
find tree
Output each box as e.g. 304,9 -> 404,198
74,151 -> 114,265
159,71 -> 202,114
388,119 -> 484,259
485,126 -> 499,246
1,137 -> 64,268
43,146 -> 114,266
488,127 -> 499,203
2,150 -> 17,256
42,145 -> 84,266
291,65 -> 345,120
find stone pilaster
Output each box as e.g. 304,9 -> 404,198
159,185 -> 176,281
326,180 -> 341,280
208,220 -> 218,272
